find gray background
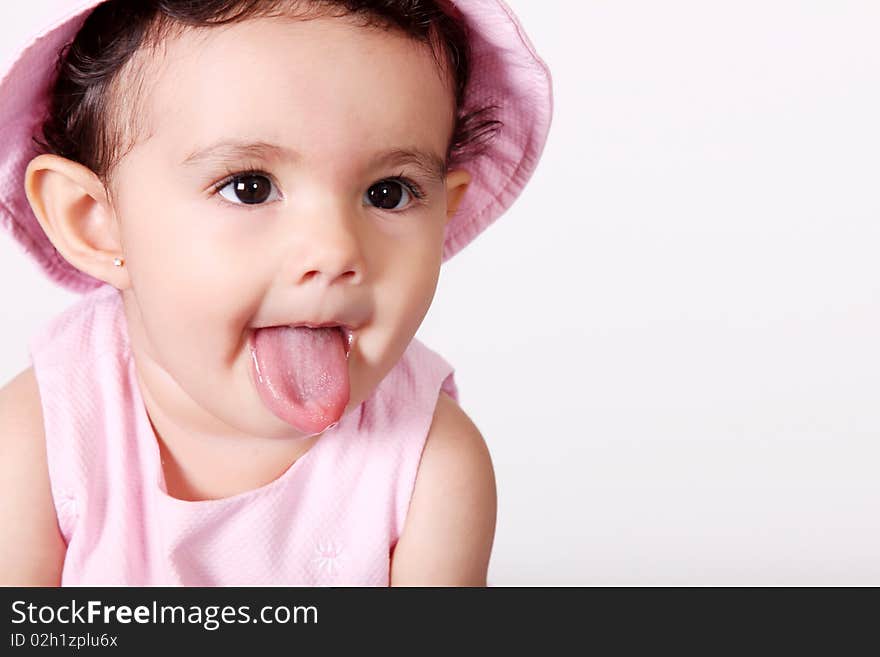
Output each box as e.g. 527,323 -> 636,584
3,1 -> 879,584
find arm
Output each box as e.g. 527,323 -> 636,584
0,367 -> 66,585
390,391 -> 497,586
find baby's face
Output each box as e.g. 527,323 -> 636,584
106,15 -> 466,440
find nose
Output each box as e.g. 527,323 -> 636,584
286,203 -> 366,287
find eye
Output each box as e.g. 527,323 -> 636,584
365,178 -> 421,211
216,173 -> 280,206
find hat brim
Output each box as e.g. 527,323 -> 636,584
441,0 -> 553,262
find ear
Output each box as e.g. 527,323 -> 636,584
444,168 -> 471,222
24,154 -> 129,289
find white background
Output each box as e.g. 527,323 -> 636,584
3,1 -> 879,585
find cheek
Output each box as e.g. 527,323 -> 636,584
123,196 -> 253,292
122,213 -> 259,355
381,248 -> 441,328
359,212 -> 443,315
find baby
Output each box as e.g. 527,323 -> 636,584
0,0 -> 551,585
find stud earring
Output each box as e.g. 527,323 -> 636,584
113,256 -> 125,267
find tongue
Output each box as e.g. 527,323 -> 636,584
249,326 -> 350,435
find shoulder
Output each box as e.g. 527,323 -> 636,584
0,367 -> 66,585
390,390 -> 497,586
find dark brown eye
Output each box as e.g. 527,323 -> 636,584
218,174 -> 277,205
366,180 -> 411,210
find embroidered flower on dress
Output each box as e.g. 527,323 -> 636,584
311,539 -> 343,577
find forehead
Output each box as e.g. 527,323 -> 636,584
136,15 -> 455,167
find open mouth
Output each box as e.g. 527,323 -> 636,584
284,323 -> 354,359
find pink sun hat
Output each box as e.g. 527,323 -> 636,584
0,0 -> 553,294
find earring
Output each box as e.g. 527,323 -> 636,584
113,256 -> 125,267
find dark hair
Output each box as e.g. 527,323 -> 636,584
32,0 -> 501,190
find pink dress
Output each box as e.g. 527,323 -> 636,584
28,284 -> 458,586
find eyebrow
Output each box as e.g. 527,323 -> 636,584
180,139 -> 448,184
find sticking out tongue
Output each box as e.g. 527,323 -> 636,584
249,326 -> 350,435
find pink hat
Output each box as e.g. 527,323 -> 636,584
0,0 -> 553,294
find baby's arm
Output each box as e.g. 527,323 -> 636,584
0,367 -> 66,585
390,391 -> 497,586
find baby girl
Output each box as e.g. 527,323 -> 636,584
0,0 -> 551,585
